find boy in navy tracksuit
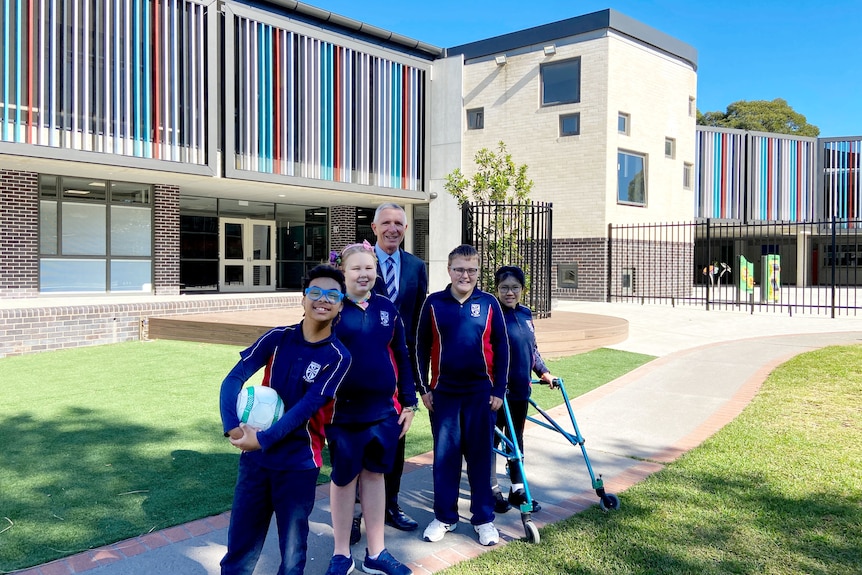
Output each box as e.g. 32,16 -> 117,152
416,244 -> 510,547
219,265 -> 351,575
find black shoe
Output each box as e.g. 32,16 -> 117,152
384,506 -> 419,531
350,516 -> 362,545
508,488 -> 527,507
494,491 -> 511,514
531,499 -> 542,513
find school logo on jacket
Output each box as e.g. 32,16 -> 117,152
304,361 -> 321,382
470,304 -> 481,317
380,310 -> 391,327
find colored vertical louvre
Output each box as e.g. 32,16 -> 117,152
231,14 -> 425,191
695,127 -> 818,223
748,134 -> 815,222
822,139 -> 862,221
696,128 -> 747,219
0,0 -> 207,163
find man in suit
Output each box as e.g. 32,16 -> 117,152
351,202 -> 428,538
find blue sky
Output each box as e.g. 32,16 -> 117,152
312,0 -> 861,137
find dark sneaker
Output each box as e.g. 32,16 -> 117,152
531,499 -> 542,513
508,488 -> 527,507
361,548 -> 412,575
325,554 -> 355,575
350,516 -> 362,545
494,491 -> 511,513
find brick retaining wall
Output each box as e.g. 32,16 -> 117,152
0,295 -> 302,358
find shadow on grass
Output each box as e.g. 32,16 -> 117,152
0,409 -> 238,572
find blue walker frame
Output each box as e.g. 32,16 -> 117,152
494,378 -> 620,543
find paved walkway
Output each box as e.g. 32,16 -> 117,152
15,303 -> 862,575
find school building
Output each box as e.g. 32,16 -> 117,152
1,1 -> 859,356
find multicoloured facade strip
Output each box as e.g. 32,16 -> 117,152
0,0 -> 428,192
232,15 -> 426,190
695,127 -> 818,222
821,138 -> 862,221
0,0 -> 209,164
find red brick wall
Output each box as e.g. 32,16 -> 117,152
0,169 -> 39,298
0,294 -> 302,358
153,184 -> 180,295
552,237 -> 608,301
330,205 -> 357,253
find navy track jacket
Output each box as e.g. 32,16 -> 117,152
503,304 -> 550,401
332,292 -> 418,424
416,286 -> 510,398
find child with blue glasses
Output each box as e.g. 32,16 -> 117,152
219,264 -> 352,575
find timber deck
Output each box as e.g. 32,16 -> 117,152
147,307 -> 627,357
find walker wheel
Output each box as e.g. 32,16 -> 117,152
599,493 -> 620,512
522,518 -> 540,544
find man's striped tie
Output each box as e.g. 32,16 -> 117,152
385,256 -> 398,302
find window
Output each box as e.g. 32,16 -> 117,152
559,113 -> 580,136
683,162 -> 694,190
39,175 -> 153,293
541,57 -> 581,106
689,96 -> 696,117
617,151 -> 646,205
467,108 -> 484,130
618,112 -> 630,135
665,137 -> 676,159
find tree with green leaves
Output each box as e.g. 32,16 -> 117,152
444,141 -> 534,289
697,98 -> 820,137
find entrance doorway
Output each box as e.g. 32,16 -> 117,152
219,218 -> 276,291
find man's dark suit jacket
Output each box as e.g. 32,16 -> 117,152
373,247 -> 428,366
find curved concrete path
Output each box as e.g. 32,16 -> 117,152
15,303 -> 862,575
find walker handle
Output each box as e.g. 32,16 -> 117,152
532,377 -> 563,386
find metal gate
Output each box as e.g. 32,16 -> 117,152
608,217 -> 862,316
462,201 -> 553,318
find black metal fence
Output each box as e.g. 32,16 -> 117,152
462,201 -> 553,318
608,217 -> 862,316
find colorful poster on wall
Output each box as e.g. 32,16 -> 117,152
761,254 -> 781,303
739,256 -> 754,294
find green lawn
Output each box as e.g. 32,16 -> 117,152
441,344 -> 862,575
0,340 -> 652,572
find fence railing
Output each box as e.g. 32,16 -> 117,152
608,217 -> 862,316
462,201 -> 553,318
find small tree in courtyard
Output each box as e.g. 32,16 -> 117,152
444,141 -> 534,289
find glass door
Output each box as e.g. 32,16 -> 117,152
219,218 -> 276,292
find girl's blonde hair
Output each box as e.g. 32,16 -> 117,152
338,239 -> 376,268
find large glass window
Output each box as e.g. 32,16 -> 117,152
541,58 -> 581,106
275,204 -> 329,290
618,151 -> 646,205
180,196 -> 219,292
39,176 -> 153,293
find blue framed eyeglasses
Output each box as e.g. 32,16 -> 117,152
304,286 -> 344,304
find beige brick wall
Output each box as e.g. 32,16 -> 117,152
459,30 -> 696,238
605,32 -> 697,225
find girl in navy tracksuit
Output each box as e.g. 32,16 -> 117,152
491,265 -> 556,514
416,245 -> 510,547
325,242 -> 417,575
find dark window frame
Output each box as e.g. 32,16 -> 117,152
467,108 -> 484,130
559,113 -> 580,137
540,57 -> 581,107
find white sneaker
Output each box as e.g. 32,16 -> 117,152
423,518 -> 456,542
473,522 -> 499,546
